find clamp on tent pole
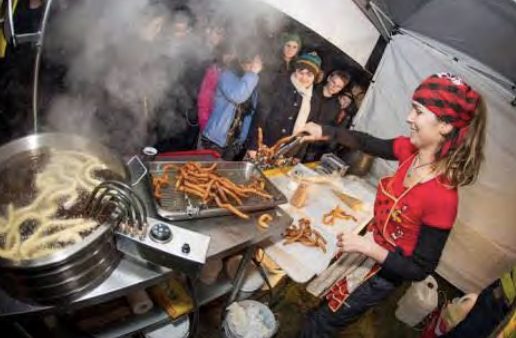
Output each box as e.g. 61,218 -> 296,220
369,1 -> 395,39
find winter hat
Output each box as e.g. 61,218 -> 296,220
412,73 -> 480,156
281,32 -> 302,50
295,52 -> 323,83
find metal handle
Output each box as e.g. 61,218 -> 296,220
126,155 -> 148,187
5,0 -> 16,46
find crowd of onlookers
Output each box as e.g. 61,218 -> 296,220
0,1 -> 367,160
162,5 -> 365,161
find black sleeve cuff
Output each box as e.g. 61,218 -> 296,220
322,125 -> 338,140
382,248 -> 428,282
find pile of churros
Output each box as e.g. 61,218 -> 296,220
152,162 -> 273,219
283,218 -> 327,253
253,127 -> 300,169
323,206 -> 357,226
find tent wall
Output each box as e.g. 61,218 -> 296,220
259,0 -> 380,67
354,32 -> 516,293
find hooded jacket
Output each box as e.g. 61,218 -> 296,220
202,69 -> 259,147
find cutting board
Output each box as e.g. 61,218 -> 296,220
262,164 -> 376,283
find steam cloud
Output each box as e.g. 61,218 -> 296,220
42,0 -> 287,155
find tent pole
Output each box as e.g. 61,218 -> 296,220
369,2 -> 394,39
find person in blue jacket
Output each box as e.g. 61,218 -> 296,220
200,45 -> 263,160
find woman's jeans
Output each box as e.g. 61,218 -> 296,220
298,274 -> 398,338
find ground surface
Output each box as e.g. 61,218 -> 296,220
196,276 -> 460,338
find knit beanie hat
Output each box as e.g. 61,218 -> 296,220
295,52 -> 323,83
281,32 -> 302,50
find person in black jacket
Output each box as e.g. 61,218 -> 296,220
247,52 -> 324,157
315,70 -> 351,125
304,70 -> 351,161
297,73 -> 487,338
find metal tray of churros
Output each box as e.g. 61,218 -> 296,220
149,161 -> 287,220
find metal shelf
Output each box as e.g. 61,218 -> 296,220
198,276 -> 233,306
89,276 -> 233,338
91,306 -> 174,338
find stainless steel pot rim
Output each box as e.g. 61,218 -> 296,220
0,222 -> 113,269
2,230 -> 113,279
0,132 -> 124,164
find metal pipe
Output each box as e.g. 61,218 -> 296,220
6,0 -> 16,47
33,0 -> 54,134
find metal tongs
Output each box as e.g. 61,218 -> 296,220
272,132 -> 309,160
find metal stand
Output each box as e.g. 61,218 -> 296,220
227,245 -> 257,305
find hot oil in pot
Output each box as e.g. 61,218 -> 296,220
0,148 -> 123,261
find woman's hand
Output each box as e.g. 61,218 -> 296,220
300,122 -> 329,142
337,232 -> 373,255
336,232 -> 389,263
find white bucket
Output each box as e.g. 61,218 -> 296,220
223,300 -> 278,338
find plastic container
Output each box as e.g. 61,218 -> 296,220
395,275 -> 439,327
223,300 -> 278,338
200,257 -> 224,285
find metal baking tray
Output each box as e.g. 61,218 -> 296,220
149,161 -> 287,220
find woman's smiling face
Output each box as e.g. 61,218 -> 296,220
406,101 -> 452,149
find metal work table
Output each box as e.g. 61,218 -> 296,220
0,208 -> 292,327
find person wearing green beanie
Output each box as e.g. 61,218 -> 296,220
259,32 -> 303,104
281,32 -> 302,66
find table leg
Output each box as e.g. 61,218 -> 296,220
227,245 -> 256,304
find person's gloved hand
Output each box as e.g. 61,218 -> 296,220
300,122 -> 329,142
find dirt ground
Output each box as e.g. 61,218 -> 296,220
196,277 -> 460,338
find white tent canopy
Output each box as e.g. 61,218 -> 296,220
259,0 -> 380,67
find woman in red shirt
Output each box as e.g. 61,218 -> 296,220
298,73 -> 487,338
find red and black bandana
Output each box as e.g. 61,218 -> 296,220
412,73 -> 480,155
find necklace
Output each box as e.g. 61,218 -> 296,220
407,154 -> 434,179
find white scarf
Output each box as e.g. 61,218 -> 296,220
290,73 -> 313,135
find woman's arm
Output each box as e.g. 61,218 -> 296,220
219,71 -> 259,104
301,122 -> 397,160
338,224 -> 450,281
323,126 -> 397,161
381,225 -> 450,281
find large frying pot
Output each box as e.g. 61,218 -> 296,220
0,133 -> 128,304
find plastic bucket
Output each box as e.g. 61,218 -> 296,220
223,300 -> 278,338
